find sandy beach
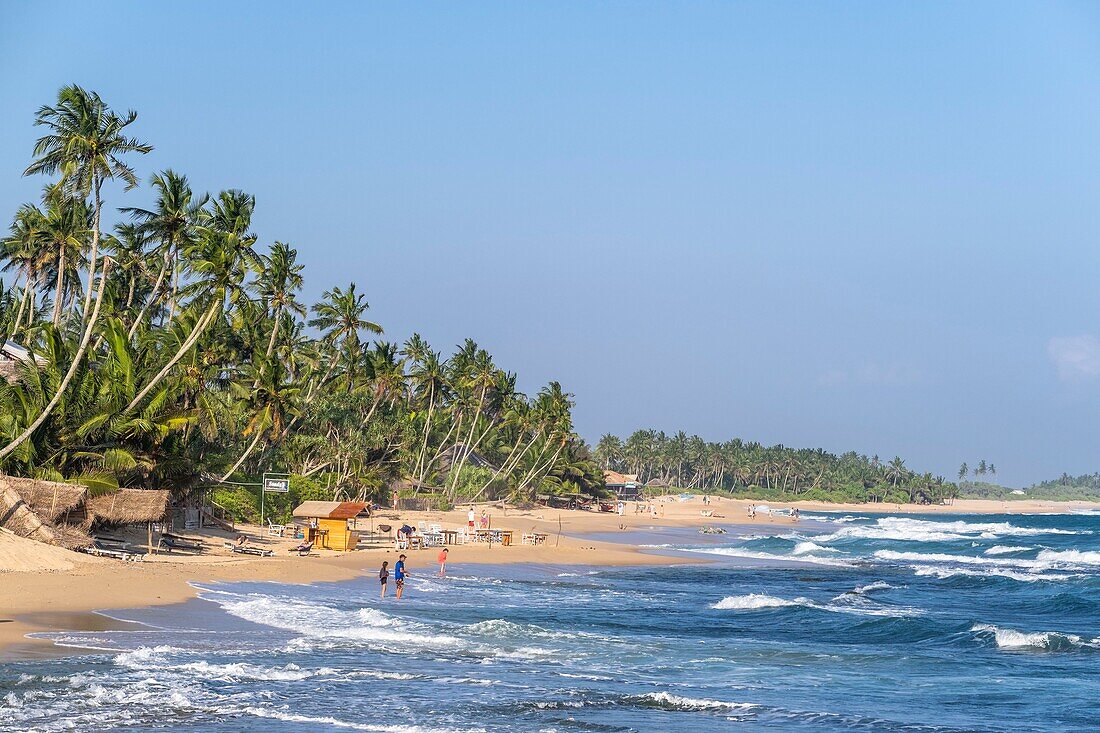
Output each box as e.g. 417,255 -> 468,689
4,495 -> 1097,658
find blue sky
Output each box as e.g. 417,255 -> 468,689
2,2 -> 1100,485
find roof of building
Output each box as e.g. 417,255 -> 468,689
0,476 -> 88,522
603,470 -> 639,486
292,501 -> 368,519
86,489 -> 171,526
1,341 -> 48,366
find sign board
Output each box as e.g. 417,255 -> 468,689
263,473 -> 290,493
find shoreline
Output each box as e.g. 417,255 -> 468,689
4,495 -> 1099,659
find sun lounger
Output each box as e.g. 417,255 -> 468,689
230,545 -> 274,557
158,535 -> 203,553
83,539 -> 145,561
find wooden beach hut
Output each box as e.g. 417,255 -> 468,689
604,471 -> 641,500
292,501 -> 367,550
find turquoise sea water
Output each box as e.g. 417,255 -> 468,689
3,512 -> 1100,732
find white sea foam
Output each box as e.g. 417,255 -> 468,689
971,624 -> 1098,651
243,707 -> 470,732
912,566 -> 1075,582
876,548 -> 1100,576
984,545 -> 1034,555
206,592 -> 556,661
852,581 -> 893,594
673,546 -> 852,567
636,692 -> 757,711
172,661 -> 339,681
712,593 -> 919,617
1035,549 -> 1100,566
815,517 -> 1081,544
713,594 -> 799,610
792,541 -> 840,556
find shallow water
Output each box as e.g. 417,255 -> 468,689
3,512 -> 1100,732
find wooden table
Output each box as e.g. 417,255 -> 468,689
441,529 -> 459,546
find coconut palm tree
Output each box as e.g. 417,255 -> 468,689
253,241 -> 306,365
123,196 -> 261,414
24,85 -> 151,324
308,282 -> 383,392
121,169 -> 206,331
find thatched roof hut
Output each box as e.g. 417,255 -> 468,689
0,480 -> 61,546
86,489 -> 171,527
0,474 -> 93,549
2,476 -> 88,523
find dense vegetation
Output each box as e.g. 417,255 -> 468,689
596,431 -> 959,504
1025,473 -> 1100,501
0,85 -> 604,519
953,472 -> 1100,502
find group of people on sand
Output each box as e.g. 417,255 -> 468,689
378,548 -> 450,600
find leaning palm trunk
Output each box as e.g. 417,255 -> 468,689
252,306 -> 283,390
0,260 -> 111,462
127,252 -> 170,338
124,301 -> 219,414
0,480 -> 60,545
412,384 -> 435,486
219,428 -> 266,482
12,283 -> 29,337
418,412 -> 463,487
51,248 -> 65,327
448,387 -> 487,495
167,250 -> 180,324
81,181 -> 102,326
518,439 -> 568,493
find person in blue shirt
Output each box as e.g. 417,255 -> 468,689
394,554 -> 409,599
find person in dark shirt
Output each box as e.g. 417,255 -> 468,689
379,561 -> 389,599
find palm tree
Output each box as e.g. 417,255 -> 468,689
123,197 -> 260,414
219,358 -> 301,481
308,282 -> 383,392
24,85 -> 151,324
38,184 -> 91,326
1,204 -> 47,335
595,434 -> 624,470
958,462 -> 968,482
253,241 -> 306,365
0,258 -> 112,462
122,169 -> 206,331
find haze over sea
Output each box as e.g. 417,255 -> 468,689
3,512 -> 1100,732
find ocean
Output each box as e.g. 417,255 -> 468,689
4,511 -> 1100,732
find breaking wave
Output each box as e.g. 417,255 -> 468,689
971,624 -> 1099,652
712,593 -> 920,617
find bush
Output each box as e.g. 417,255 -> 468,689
450,466 -> 495,501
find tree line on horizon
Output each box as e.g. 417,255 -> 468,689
595,430 -> 958,504
0,85 -> 604,519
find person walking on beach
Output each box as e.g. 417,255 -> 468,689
379,561 -> 389,599
438,548 -> 449,577
468,506 -> 475,531
394,554 -> 409,599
